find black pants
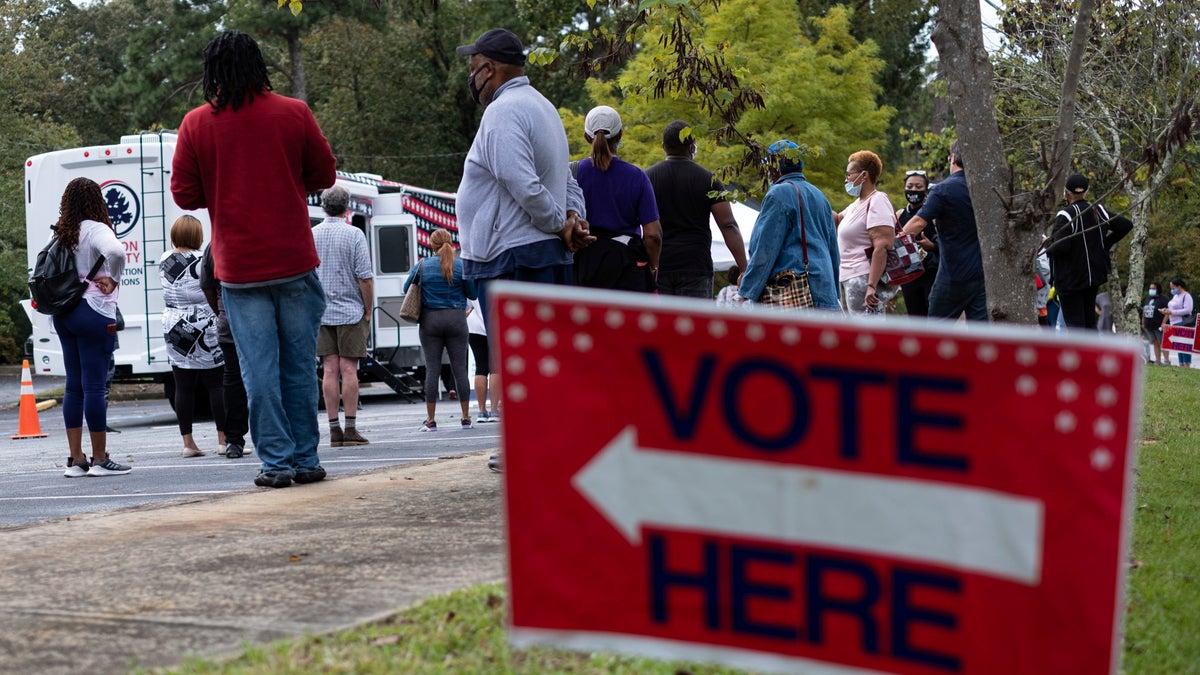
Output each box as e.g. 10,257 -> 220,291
220,341 -> 249,445
173,365 -> 225,436
1058,286 -> 1100,329
901,269 -> 936,317
575,237 -> 653,292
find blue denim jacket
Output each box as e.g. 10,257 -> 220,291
739,173 -> 840,309
404,257 -> 477,310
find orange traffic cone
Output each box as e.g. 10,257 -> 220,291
12,359 -> 47,439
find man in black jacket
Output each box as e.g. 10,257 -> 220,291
1046,174 -> 1133,329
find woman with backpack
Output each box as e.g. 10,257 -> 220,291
53,177 -> 131,478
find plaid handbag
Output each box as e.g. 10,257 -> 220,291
759,183 -> 815,309
863,194 -> 925,287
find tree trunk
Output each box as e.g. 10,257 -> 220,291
931,61 -> 949,132
932,1 -> 1028,322
934,0 -> 1096,324
288,29 -> 306,103
1114,192 -> 1153,335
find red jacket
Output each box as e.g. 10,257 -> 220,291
171,91 -> 337,284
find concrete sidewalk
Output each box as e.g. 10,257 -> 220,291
0,452 -> 505,674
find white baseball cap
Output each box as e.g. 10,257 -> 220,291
584,106 -> 623,138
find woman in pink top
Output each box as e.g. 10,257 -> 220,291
834,150 -> 896,315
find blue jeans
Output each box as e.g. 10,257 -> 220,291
223,273 -> 326,477
474,263 -> 574,327
53,302 -> 117,431
928,276 -> 989,322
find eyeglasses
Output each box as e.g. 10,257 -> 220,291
905,170 -> 928,177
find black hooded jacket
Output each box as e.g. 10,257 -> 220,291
1046,199 -> 1132,291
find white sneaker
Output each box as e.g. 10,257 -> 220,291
63,457 -> 90,478
88,456 -> 132,476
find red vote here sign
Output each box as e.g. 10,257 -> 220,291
492,284 -> 1140,675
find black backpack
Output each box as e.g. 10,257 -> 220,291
29,237 -> 105,316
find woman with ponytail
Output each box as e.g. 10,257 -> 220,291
574,106 -> 663,292
403,228 -> 477,430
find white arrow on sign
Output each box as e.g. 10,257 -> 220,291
572,426 -> 1044,585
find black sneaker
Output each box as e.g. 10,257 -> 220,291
488,453 -> 503,473
87,456 -> 132,476
64,456 -> 90,478
294,466 -> 326,484
254,471 -> 292,488
226,444 -> 244,459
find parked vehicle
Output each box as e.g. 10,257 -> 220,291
23,131 -> 458,400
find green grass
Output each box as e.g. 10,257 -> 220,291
155,366 -> 1200,675
1123,365 -> 1200,674
156,582 -> 746,675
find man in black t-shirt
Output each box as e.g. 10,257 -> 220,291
645,120 -> 747,298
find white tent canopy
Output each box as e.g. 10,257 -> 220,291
709,201 -> 759,273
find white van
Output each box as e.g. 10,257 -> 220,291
23,131 -> 457,399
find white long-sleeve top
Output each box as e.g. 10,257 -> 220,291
74,219 -> 125,320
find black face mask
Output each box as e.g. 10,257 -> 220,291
467,69 -> 485,105
905,190 -> 926,205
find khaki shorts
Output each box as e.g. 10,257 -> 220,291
318,318 -> 369,358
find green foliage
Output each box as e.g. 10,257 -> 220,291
797,0 -> 936,165
0,2 -> 84,362
573,1 -> 892,202
87,0 -> 224,136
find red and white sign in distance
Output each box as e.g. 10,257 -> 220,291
492,283 -> 1141,675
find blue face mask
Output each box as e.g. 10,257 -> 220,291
844,171 -> 865,197
1171,288 -> 1180,295
1149,289 -> 1157,297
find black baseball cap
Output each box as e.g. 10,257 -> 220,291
1065,173 -> 1089,194
456,28 -> 526,65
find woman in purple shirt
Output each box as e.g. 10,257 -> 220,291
574,106 -> 663,292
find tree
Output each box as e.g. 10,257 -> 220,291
930,0 -> 1096,323
994,0 -> 1200,332
565,0 -> 891,202
796,0 -> 936,165
226,0 -> 385,102
87,0 -> 225,135
1,0 -> 84,360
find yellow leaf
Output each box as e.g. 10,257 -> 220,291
289,0 -> 303,16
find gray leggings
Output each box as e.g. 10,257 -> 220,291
419,308 -> 470,405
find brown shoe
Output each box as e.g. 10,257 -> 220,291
340,428 -> 369,446
329,426 -> 344,447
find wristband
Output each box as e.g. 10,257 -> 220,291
867,284 -> 877,290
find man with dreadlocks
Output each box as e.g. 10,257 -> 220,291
171,30 -> 337,489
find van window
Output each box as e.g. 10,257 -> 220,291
377,225 -> 412,274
